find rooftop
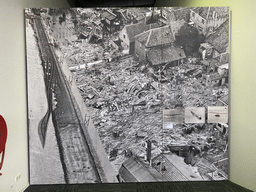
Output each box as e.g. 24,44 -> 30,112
124,22 -> 159,42
127,7 -> 151,18
119,156 -> 166,182
101,9 -> 116,21
192,7 -> 229,20
147,45 -> 186,65
205,19 -> 229,53
135,25 -> 175,48
152,153 -> 201,181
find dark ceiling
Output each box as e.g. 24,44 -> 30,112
67,0 -> 156,7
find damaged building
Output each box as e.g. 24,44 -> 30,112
200,19 -> 229,87
134,25 -> 186,68
100,9 -> 121,33
189,7 -> 229,37
119,22 -> 159,55
117,146 -> 221,182
126,7 -> 152,23
118,156 -> 167,182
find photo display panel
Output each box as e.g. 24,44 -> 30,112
25,7 -> 229,184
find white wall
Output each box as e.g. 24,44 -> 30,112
1,0 -> 256,191
0,1 -> 70,191
156,0 -> 256,191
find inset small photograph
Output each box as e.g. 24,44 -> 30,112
208,106 -> 228,123
163,123 -> 173,129
185,107 -> 205,123
163,109 -> 183,124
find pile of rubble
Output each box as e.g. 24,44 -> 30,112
52,15 -> 229,177
60,40 -> 228,176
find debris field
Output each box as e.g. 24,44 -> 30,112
42,7 -> 229,180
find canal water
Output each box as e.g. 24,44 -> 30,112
26,19 -> 65,184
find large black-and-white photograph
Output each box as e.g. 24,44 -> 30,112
25,7 -> 229,184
